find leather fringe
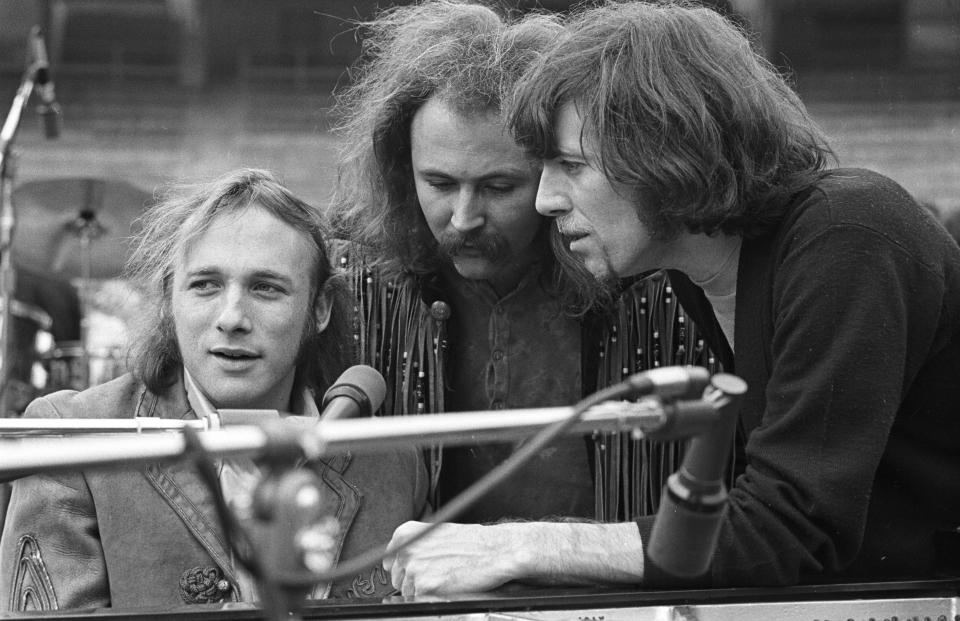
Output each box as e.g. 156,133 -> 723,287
591,272 -> 724,522
337,244 -> 447,505
338,245 -> 725,522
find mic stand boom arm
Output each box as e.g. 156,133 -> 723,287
0,399 -> 718,478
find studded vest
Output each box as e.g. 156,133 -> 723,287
337,243 -> 724,522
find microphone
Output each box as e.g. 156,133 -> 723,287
29,27 -> 61,139
319,365 -> 387,421
645,373 -> 747,581
624,366 -> 711,400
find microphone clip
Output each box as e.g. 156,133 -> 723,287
26,25 -> 61,139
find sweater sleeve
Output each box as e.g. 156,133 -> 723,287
710,219 -> 945,585
641,186 -> 950,586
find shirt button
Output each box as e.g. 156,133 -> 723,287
492,350 -> 504,361
494,305 -> 504,315
492,401 -> 505,410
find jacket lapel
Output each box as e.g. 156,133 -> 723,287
143,462 -> 238,584
135,382 -> 240,588
134,381 -> 362,600
308,453 -> 361,599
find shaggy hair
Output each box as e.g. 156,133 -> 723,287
512,0 -> 836,241
124,168 -> 352,395
329,0 -> 563,279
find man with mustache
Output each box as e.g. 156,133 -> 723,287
331,0 -> 594,526
331,0 -> 717,547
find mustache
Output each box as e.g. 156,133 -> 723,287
436,230 -> 509,263
555,217 -> 585,239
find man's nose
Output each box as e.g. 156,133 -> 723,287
535,167 -> 569,217
216,288 -> 252,333
449,190 -> 485,232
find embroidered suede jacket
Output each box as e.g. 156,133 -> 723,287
0,373 -> 428,612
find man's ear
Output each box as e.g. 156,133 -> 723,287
314,284 -> 333,333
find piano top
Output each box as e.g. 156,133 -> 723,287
2,578 -> 956,621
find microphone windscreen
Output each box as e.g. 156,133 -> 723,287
323,365 -> 387,416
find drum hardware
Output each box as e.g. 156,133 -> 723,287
0,27 -> 62,417
9,299 -> 53,332
12,177 -> 150,281
11,177 -> 150,389
43,341 -> 126,392
3,300 -> 53,416
0,178 -> 146,398
64,206 -> 108,388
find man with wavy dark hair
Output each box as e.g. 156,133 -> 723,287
0,169 -> 427,611
468,0 -> 958,592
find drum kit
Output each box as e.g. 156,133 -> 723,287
1,177 -> 151,417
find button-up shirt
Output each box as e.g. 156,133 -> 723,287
437,265 -> 594,522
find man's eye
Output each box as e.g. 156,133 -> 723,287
486,185 -> 515,195
188,279 -> 217,292
560,160 -> 584,173
253,282 -> 283,295
427,180 -> 454,191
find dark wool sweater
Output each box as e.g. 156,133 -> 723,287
639,169 -> 960,587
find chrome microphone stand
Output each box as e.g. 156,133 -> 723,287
0,26 -> 58,417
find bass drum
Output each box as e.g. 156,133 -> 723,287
43,278 -> 140,392
43,341 -> 128,392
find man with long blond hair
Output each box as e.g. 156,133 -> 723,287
0,169 -> 427,610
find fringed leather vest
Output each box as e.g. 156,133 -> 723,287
337,244 -> 726,522
583,271 -> 724,521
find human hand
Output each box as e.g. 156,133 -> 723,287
382,521 -> 525,596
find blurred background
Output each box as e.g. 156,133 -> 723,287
1,0 -> 958,211
0,0 -> 957,410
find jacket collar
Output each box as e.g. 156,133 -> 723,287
134,373 -> 359,600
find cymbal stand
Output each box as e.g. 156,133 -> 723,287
64,210 -> 106,387
0,28 -> 50,417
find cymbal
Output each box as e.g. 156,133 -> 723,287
11,178 -> 153,279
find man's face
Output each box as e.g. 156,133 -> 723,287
410,97 -> 544,292
171,204 -> 320,410
536,102 -> 667,280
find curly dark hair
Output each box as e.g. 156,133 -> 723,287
329,0 -> 563,279
511,0 -> 836,240
124,168 -> 352,395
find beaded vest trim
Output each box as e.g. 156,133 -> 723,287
337,243 -> 447,500
589,272 -> 726,521
337,243 -> 727,521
